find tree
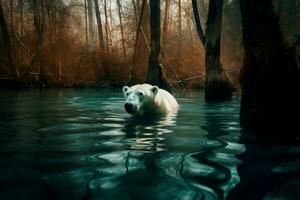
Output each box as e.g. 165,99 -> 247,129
204,0 -> 233,101
145,0 -> 171,91
239,0 -> 300,132
163,0 -> 170,44
103,0 -> 111,52
117,0 -> 127,59
33,0 -> 48,88
192,0 -> 233,102
0,2 -> 21,85
94,0 -> 104,50
84,0 -> 88,45
129,0 -> 150,84
87,0 -> 94,50
192,0 -> 206,45
94,0 -> 110,81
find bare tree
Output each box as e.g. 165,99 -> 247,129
192,0 -> 233,101
33,0 -> 48,87
163,0 -> 170,44
103,0 -> 110,52
192,0 -> 206,45
178,0 -> 182,35
0,2 -> 21,85
84,0 -> 88,45
20,0 -> 24,59
117,0 -> 127,59
94,0 -> 104,50
132,0 -> 138,27
145,0 -> 171,91
132,0 -> 146,63
87,0 -> 94,50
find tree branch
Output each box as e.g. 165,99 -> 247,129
192,0 -> 206,46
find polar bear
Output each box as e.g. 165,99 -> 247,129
122,84 -> 178,115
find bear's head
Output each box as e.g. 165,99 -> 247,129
122,84 -> 159,115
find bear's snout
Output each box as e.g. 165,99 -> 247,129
125,103 -> 135,114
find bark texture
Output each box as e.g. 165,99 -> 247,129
145,0 -> 171,92
33,0 -> 48,88
0,3 -> 21,85
239,0 -> 300,133
204,0 -> 233,102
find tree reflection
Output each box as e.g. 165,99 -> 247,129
228,131 -> 300,200
190,102 -> 243,200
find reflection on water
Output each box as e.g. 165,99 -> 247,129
0,89 -> 299,200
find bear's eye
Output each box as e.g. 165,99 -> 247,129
137,92 -> 144,96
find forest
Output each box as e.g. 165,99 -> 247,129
0,0 -> 246,89
1,1 -> 300,199
1,0 -> 300,129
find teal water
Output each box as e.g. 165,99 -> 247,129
0,89 -> 299,200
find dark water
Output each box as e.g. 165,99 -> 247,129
0,89 -> 300,200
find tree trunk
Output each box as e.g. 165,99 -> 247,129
84,0 -> 88,46
192,0 -> 206,46
94,0 -> 109,81
108,0 -> 114,50
178,0 -> 182,35
132,0 -> 138,27
20,0 -> 24,60
239,0 -> 300,133
10,0 -> 13,38
87,0 -> 94,51
204,0 -> 233,102
129,0 -> 150,84
0,3 -> 21,85
200,0 -> 207,20
94,0 -> 104,50
145,0 -> 171,92
117,0 -> 127,59
33,0 -> 48,88
103,0 -> 110,52
162,0 -> 169,44
130,0 -> 146,81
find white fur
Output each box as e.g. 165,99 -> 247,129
122,84 -> 178,115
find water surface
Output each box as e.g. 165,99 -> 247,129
0,89 -> 299,200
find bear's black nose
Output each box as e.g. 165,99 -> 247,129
125,103 -> 134,114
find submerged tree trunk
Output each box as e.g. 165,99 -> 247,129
239,0 -> 300,133
192,0 -> 233,101
145,0 -> 171,91
204,0 -> 233,102
0,3 -> 21,85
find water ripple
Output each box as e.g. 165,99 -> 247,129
1,89 -> 298,199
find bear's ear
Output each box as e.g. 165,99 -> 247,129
122,86 -> 129,95
151,86 -> 159,96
